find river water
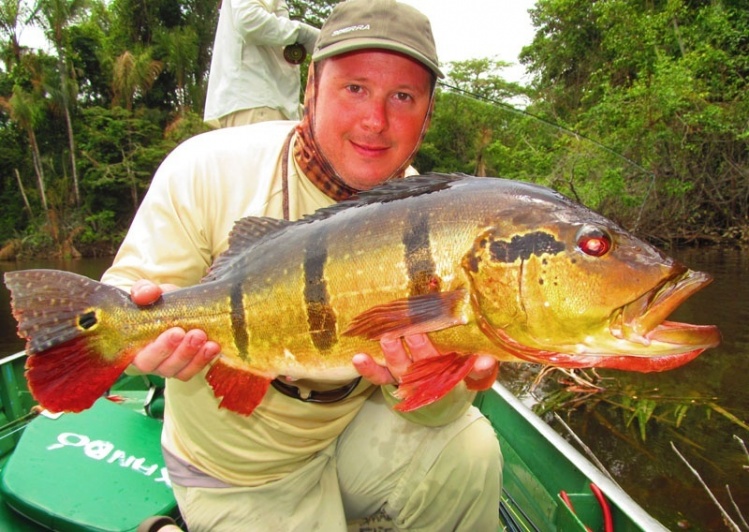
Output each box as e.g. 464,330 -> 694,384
0,248 -> 747,530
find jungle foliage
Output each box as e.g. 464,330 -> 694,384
0,0 -> 747,259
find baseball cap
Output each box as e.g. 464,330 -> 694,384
312,0 -> 444,78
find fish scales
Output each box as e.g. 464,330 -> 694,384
3,174 -> 721,415
233,199 -> 463,373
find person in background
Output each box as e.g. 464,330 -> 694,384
204,0 -> 319,127
107,1 -> 503,530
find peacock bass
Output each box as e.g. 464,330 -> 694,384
4,174 -> 721,416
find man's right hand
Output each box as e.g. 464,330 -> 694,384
129,280 -> 221,380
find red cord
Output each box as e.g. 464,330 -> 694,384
559,490 -> 593,532
589,483 -> 614,532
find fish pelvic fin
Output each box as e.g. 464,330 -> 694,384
4,269 -> 138,413
343,290 -> 467,341
394,353 -> 478,412
205,359 -> 271,416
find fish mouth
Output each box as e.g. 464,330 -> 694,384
588,266 -> 721,371
612,266 -> 719,347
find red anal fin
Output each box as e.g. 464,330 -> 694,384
394,353 -> 478,412
205,359 -> 271,416
26,337 -> 134,413
343,290 -> 466,341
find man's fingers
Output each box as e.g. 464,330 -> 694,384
352,353 -> 396,385
172,335 -> 221,381
404,334 -> 439,361
131,327 -> 186,373
130,280 -> 163,306
130,281 -> 181,306
380,338 -> 412,378
465,355 -> 499,390
154,329 -> 213,380
131,328 -> 220,380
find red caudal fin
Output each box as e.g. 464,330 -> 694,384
26,337 -> 135,413
205,359 -> 271,416
394,353 -> 478,412
4,269 -> 139,413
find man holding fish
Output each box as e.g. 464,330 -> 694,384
107,1 -> 502,529
5,0 -> 719,527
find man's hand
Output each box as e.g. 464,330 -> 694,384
352,333 -> 498,390
129,280 -> 221,380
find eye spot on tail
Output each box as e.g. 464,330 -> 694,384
77,310 -> 99,331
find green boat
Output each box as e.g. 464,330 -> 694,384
0,349 -> 666,531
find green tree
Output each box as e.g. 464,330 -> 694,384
32,0 -> 90,207
418,58 -> 531,177
112,48 -> 163,111
1,83 -> 48,214
155,25 -> 197,114
520,0 -> 749,241
0,0 -> 31,69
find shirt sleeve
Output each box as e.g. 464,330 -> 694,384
101,138 -> 220,290
229,0 -> 305,46
102,123 -> 287,290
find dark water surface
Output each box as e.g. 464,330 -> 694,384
1,249 -> 747,530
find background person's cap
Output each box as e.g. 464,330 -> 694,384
312,0 -> 444,78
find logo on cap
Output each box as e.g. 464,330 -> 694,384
331,24 -> 371,37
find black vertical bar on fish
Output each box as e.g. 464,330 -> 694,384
304,226 -> 338,352
403,210 -> 437,296
230,282 -> 249,355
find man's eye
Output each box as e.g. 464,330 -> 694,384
346,84 -> 363,94
395,92 -> 414,102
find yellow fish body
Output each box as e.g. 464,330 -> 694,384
4,174 -> 720,415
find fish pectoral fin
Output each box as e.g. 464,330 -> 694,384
205,360 -> 271,416
394,353 -> 478,412
342,290 -> 467,341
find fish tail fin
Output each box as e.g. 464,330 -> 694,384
394,353 -> 478,412
4,269 -> 136,413
205,359 -> 271,416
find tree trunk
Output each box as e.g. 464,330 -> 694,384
27,127 -> 49,214
13,168 -> 32,214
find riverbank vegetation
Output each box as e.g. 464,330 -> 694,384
0,0 -> 747,259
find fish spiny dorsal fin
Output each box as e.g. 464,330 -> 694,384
300,173 -> 472,223
203,217 -> 293,282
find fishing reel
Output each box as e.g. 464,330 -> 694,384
283,43 -> 307,65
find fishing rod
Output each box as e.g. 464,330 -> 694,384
436,80 -> 654,178
435,80 -> 657,229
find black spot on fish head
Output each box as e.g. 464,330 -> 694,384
489,232 -> 566,263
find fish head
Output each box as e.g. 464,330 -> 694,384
463,185 -> 720,372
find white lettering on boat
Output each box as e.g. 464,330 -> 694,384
47,431 -> 171,487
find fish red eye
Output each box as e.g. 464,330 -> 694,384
576,226 -> 612,257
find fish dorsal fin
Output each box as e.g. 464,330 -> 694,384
203,217 -> 293,282
301,173 -> 471,223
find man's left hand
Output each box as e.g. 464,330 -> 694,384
352,333 -> 499,391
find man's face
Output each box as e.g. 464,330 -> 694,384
314,50 -> 434,190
